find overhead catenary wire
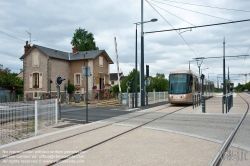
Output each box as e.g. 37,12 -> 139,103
150,2 -> 195,26
145,19 -> 250,34
146,0 -> 198,57
149,0 -> 233,22
158,0 -> 250,13
226,43 -> 247,55
198,44 -> 222,56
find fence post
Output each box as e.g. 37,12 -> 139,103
35,101 -> 38,135
154,91 -> 155,104
128,93 -> 131,108
55,98 -> 58,123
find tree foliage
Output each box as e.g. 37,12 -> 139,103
0,67 -> 22,86
71,28 -> 99,51
234,82 -> 250,92
120,69 -> 168,93
148,73 -> 168,92
67,80 -> 75,94
111,84 -> 119,94
0,66 -> 23,96
120,69 -> 139,93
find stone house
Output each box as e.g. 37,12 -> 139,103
20,41 -> 114,100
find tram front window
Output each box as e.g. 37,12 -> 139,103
169,74 -> 191,94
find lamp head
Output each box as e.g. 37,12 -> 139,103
150,18 -> 158,22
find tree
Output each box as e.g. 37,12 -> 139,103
148,73 -> 168,92
67,80 -> 75,94
120,69 -> 139,93
0,67 -> 23,98
71,28 -> 99,51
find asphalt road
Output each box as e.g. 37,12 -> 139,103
61,101 -> 169,122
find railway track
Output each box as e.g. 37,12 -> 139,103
47,105 -> 187,166
0,104 -> 186,162
210,93 -> 249,166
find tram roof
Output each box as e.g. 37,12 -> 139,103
169,70 -> 198,75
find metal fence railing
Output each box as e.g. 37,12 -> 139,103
0,99 -> 57,146
122,91 -> 168,108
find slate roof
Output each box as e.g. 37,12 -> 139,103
20,45 -> 114,64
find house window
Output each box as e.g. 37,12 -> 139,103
74,74 -> 81,85
33,73 -> 39,88
29,72 -> 42,89
99,56 -> 103,67
32,52 -> 39,67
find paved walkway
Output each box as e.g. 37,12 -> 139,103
0,93 -> 249,165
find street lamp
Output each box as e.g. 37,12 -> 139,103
134,18 -> 157,107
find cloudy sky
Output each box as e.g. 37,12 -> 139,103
0,0 -> 250,87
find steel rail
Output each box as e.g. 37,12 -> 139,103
47,106 -> 187,166
0,104 -> 171,160
210,93 -> 249,166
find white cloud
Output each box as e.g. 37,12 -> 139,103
0,0 -> 250,85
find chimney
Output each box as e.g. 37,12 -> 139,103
72,44 -> 78,53
24,41 -> 31,53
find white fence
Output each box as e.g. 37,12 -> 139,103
123,91 -> 168,108
0,99 -> 57,146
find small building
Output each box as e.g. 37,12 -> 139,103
109,72 -> 125,86
20,41 -> 114,100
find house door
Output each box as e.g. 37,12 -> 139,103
99,78 -> 103,90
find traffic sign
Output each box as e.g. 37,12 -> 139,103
82,66 -> 91,77
145,79 -> 150,86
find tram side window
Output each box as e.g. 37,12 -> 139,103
195,77 -> 199,92
188,75 -> 193,93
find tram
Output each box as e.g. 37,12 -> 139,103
168,70 -> 214,104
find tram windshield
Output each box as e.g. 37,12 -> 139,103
169,74 -> 192,94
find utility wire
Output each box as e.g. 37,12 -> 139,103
239,46 -> 250,74
0,30 -> 25,42
159,0 -> 250,13
150,2 -> 195,26
226,43 -> 247,55
146,0 -> 198,57
149,0 -> 233,21
198,44 -> 222,56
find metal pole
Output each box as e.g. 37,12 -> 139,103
228,66 -> 230,93
135,24 -> 138,108
66,88 -> 68,105
56,85 -> 61,120
189,61 -> 190,70
223,37 -> 226,114
141,0 -> 145,106
201,75 -> 206,113
86,67 -> 88,123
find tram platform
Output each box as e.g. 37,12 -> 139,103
0,93 -> 249,166
177,92 -> 249,114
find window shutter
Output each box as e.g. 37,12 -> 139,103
99,56 -> 103,67
33,53 -> 39,67
39,73 -> 43,88
29,74 -> 33,88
